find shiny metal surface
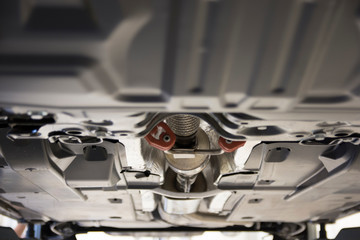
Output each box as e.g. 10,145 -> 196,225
162,196 -> 201,215
165,129 -> 210,175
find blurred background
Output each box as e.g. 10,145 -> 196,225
1,212 -> 360,240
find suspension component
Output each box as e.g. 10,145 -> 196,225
218,137 -> 246,152
165,115 -> 209,193
144,122 -> 176,151
145,115 -> 245,193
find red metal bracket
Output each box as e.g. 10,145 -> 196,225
218,137 -> 246,152
145,122 -> 176,151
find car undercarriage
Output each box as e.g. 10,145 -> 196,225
0,0 -> 360,239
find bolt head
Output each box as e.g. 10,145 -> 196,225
163,135 -> 171,142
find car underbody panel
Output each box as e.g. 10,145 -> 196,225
0,0 -> 360,239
